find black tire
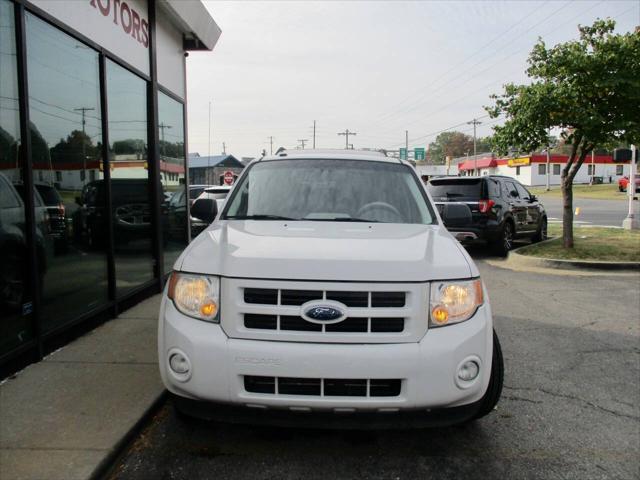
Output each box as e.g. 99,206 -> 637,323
0,250 -> 26,312
493,221 -> 514,257
532,217 -> 547,243
472,329 -> 504,421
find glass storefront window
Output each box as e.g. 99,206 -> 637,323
26,12 -> 108,331
106,60 -> 154,296
158,92 -> 187,274
0,0 -> 34,354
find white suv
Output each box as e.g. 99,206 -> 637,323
159,150 -> 503,427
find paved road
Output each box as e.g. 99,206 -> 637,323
107,256 -> 640,480
539,195 -> 636,227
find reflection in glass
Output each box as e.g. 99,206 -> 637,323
0,0 -> 35,354
106,60 -> 154,296
26,13 -> 108,330
158,92 -> 186,273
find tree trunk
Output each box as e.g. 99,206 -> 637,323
561,174 -> 574,248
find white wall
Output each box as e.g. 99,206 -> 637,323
477,162 -> 631,186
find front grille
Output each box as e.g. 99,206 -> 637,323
244,288 -> 406,308
244,314 -> 403,333
244,376 -> 401,397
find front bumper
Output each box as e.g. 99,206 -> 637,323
158,295 -> 493,414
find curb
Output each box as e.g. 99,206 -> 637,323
90,389 -> 168,480
508,238 -> 640,271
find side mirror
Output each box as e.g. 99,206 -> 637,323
440,203 -> 472,227
529,194 -> 537,202
191,198 -> 218,223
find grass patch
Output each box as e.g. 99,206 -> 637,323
529,183 -> 626,200
518,224 -> 640,262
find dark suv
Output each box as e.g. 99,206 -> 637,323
427,175 -> 547,256
73,179 -> 162,248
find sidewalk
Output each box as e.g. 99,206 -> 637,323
0,294 -> 165,480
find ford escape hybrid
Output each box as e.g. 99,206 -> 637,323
158,150 -> 503,427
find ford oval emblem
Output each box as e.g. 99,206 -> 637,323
301,301 -> 347,324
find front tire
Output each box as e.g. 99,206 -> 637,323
472,329 -> 504,421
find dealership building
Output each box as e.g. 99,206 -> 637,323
0,0 -> 219,373
457,153 -> 633,186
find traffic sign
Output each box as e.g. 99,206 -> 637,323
399,148 -> 407,160
414,147 -> 425,161
223,170 -> 234,185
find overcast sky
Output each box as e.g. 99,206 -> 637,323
186,0 -> 639,159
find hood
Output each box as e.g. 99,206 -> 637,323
176,221 -> 475,282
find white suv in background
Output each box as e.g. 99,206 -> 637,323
158,150 -> 503,428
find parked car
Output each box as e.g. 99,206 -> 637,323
159,150 -> 504,428
73,179 -> 161,249
187,184 -> 212,206
618,176 -> 640,192
33,183 -> 68,253
427,175 -> 547,256
190,185 -> 231,237
0,174 -> 51,313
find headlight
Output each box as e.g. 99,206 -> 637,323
429,279 -> 483,327
168,272 -> 220,322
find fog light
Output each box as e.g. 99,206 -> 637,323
169,352 -> 190,375
457,360 -> 479,381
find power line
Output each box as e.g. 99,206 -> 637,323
363,0 -> 560,131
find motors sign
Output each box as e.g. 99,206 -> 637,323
30,0 -> 150,75
89,0 -> 149,48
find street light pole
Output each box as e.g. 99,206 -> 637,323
622,144 -> 638,230
546,148 -> 550,191
467,118 -> 481,174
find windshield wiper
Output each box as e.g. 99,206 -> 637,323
225,214 -> 296,220
308,217 -> 380,223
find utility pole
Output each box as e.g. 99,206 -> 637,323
297,139 -> 308,149
268,136 -> 274,155
337,129 -> 357,149
222,142 -> 226,155
467,118 -> 482,174
208,101 -> 212,184
622,144 -> 638,230
158,122 -> 172,158
405,130 -> 409,158
312,120 -> 316,149
591,149 -> 595,184
74,106 -> 95,184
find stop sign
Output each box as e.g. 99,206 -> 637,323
223,170 -> 234,185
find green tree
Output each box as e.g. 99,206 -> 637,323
428,131 -> 474,164
486,19 -> 640,247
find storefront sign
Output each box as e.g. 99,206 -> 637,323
89,0 -> 149,48
508,157 -> 530,167
30,0 -> 149,75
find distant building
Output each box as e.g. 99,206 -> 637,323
456,154 -> 632,186
414,164 -> 450,182
189,154 -> 244,185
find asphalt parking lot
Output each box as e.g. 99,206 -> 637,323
106,251 -> 640,480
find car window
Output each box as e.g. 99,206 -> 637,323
427,178 -> 483,200
515,183 -> 530,201
503,181 -> 519,199
487,178 -> 501,198
0,177 -> 20,208
224,159 -> 435,224
34,185 -> 61,206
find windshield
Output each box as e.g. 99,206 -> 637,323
222,159 -> 435,224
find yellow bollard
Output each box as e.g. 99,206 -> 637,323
575,207 -> 580,216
